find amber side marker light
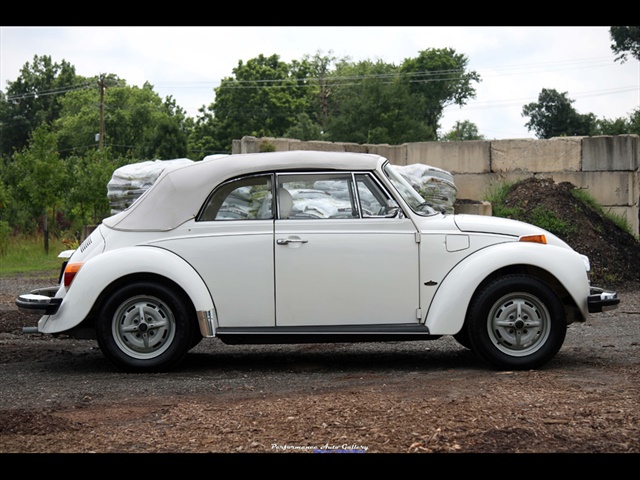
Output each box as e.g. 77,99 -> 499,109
518,234 -> 547,244
63,262 -> 84,287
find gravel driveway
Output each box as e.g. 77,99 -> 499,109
1,273 -> 639,454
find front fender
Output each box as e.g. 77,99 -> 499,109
38,246 -> 214,334
425,242 -> 590,335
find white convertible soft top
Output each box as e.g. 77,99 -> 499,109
102,150 -> 386,231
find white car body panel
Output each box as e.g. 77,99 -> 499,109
152,221 -> 275,328
38,245 -> 215,334
424,241 -> 590,335
274,217 -> 419,326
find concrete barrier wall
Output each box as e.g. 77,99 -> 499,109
235,135 -> 640,235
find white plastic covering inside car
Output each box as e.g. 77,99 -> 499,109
107,158 -> 195,214
397,163 -> 457,214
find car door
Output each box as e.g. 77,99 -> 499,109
274,172 -> 420,327
164,174 -> 276,328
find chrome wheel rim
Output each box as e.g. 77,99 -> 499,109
112,295 -> 176,359
487,292 -> 551,357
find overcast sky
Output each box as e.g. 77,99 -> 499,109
2,26 -> 639,141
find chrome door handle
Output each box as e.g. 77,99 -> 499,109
277,238 -> 308,245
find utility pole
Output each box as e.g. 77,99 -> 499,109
98,76 -> 105,148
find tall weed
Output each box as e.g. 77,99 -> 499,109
0,234 -> 65,274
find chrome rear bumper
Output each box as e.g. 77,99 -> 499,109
15,286 -> 62,316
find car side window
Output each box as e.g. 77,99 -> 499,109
276,172 -> 395,219
199,175 -> 273,221
277,173 -> 355,219
355,173 -> 397,217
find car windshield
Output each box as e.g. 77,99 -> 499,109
383,163 -> 438,216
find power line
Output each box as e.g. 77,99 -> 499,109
5,82 -> 94,101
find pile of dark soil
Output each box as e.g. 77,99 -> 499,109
500,177 -> 640,285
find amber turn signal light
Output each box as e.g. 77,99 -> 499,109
518,234 -> 547,244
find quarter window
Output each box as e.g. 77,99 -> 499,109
199,175 -> 273,221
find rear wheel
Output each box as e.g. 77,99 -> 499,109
96,282 -> 196,372
466,275 -> 567,370
453,327 -> 472,350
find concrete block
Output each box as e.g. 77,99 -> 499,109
582,135 -> 639,172
454,201 -> 492,216
405,141 -> 490,173
452,173 -> 530,202
365,144 -> 408,165
237,136 -> 299,153
491,137 -> 582,173
340,143 -> 369,153
552,171 -> 637,206
289,140 -> 345,151
603,206 -> 639,237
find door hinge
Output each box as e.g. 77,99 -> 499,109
416,308 -> 422,319
415,231 -> 421,243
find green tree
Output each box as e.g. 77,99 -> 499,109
65,149 -> 123,227
188,106 -> 225,158
597,107 -> 640,135
325,59 -> 432,144
0,180 -> 9,256
55,78 -> 189,159
8,124 -> 67,252
400,48 -> 480,138
630,108 -> 640,134
593,116 -> 632,135
610,26 -> 640,62
202,54 -> 314,152
284,112 -> 324,141
522,88 -> 597,139
0,55 -> 88,157
142,96 -> 192,159
441,120 -> 485,141
301,51 -> 338,135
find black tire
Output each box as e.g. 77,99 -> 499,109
96,281 -> 196,372
466,275 -> 567,370
190,330 -> 204,349
453,328 -> 473,350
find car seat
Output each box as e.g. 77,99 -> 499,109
279,188 -> 293,219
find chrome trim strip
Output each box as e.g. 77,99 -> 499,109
197,309 -> 217,337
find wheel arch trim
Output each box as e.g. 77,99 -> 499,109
38,246 -> 215,335
424,242 -> 590,335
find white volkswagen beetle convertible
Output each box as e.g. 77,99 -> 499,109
17,151 -> 619,372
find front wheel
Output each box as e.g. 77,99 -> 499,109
466,275 -> 567,370
96,282 -> 196,372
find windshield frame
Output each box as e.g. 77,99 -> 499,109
383,163 -> 438,217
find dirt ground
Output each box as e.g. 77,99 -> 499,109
1,177 -> 639,456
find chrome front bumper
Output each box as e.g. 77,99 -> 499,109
587,287 -> 620,313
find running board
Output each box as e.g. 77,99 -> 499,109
215,323 -> 440,345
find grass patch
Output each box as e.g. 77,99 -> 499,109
529,206 -> 576,237
484,181 -> 523,218
0,234 -> 66,275
572,188 -> 634,236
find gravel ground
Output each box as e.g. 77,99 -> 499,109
1,273 -> 639,456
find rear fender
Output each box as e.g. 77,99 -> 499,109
425,242 -> 589,335
38,246 -> 214,334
